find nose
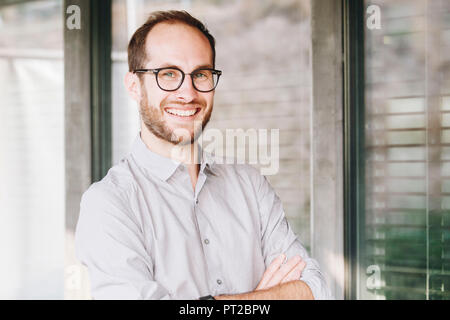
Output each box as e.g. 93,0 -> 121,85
174,74 -> 198,103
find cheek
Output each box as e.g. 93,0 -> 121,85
146,89 -> 168,109
141,79 -> 164,107
203,93 -> 214,108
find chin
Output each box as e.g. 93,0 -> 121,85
173,135 -> 195,146
168,130 -> 194,144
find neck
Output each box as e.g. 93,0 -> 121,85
141,125 -> 201,191
140,124 -> 200,166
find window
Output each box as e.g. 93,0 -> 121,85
0,0 -> 64,299
360,0 -> 450,299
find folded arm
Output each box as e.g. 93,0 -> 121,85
246,166 -> 333,300
215,253 -> 313,300
215,280 -> 313,300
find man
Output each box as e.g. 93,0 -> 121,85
75,10 -> 332,300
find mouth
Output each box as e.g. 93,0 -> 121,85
164,107 -> 201,120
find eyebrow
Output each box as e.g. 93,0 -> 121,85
157,63 -> 214,70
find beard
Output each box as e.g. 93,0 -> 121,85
139,89 -> 212,146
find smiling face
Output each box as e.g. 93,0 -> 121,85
136,22 -> 215,145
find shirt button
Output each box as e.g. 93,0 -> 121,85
217,279 -> 222,285
204,239 -> 210,245
195,199 -> 199,204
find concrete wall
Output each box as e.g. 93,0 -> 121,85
64,0 -> 92,299
310,0 -> 345,300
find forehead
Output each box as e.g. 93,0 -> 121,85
145,22 -> 213,67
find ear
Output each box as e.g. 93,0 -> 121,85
124,71 -> 142,102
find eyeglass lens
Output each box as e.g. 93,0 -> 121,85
157,68 -> 218,92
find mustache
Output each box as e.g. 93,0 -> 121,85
160,98 -> 206,109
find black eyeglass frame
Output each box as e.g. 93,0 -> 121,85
133,67 -> 222,93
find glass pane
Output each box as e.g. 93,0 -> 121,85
111,0 -> 313,249
0,1 -> 64,299
363,0 -> 450,300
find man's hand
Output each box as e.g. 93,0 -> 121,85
255,254 -> 306,291
214,253 -> 313,300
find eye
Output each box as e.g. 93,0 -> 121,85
162,71 -> 175,78
158,68 -> 181,81
194,71 -> 209,80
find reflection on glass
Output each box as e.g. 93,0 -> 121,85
363,0 -> 450,299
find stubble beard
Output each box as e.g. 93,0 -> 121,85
139,89 -> 213,146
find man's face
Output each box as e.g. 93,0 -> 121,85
138,22 -> 215,145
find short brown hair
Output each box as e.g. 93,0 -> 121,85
127,10 -> 216,72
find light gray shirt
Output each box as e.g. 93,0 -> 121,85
75,133 -> 332,300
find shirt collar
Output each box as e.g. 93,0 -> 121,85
131,133 -> 215,181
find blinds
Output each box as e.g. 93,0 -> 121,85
363,0 -> 450,299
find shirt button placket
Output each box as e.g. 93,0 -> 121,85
194,195 -> 220,291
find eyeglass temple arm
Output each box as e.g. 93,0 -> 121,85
133,69 -> 158,74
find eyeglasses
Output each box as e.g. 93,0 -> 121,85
133,67 -> 222,93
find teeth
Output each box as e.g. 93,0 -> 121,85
166,109 -> 197,117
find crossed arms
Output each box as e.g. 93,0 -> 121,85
215,254 -> 314,300
75,170 -> 331,300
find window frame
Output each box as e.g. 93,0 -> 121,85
342,0 -> 366,300
64,0 -> 112,298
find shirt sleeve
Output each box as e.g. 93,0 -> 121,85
74,182 -> 172,300
254,169 -> 334,300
